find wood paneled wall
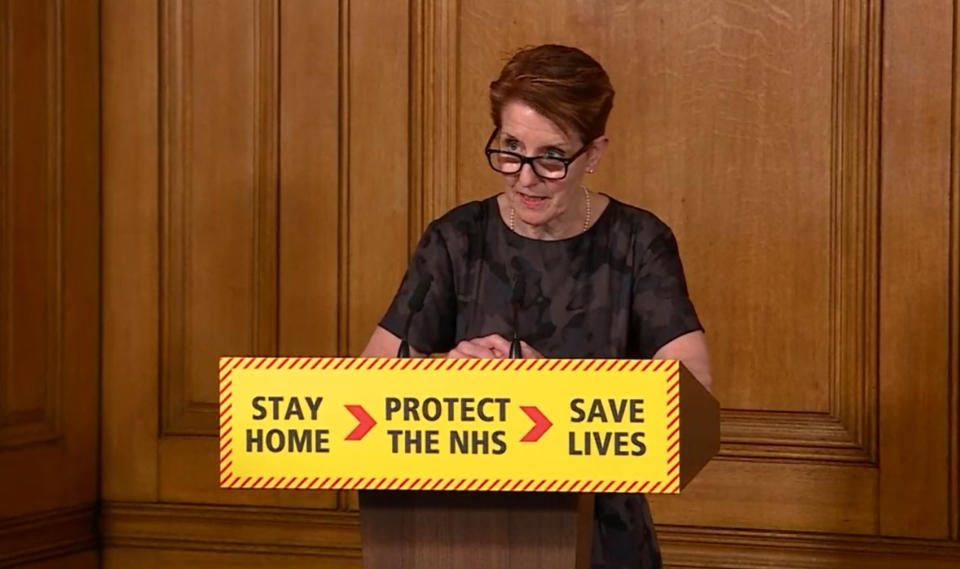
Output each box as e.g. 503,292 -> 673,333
101,0 -> 388,565
0,0 -> 99,567
87,0 -> 958,568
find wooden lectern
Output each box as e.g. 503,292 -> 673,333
358,363 -> 719,569
360,491 -> 594,569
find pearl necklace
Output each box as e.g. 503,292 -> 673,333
510,187 -> 591,236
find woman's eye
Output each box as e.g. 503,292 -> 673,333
505,140 -> 519,150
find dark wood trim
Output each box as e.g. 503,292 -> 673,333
99,501 -> 960,568
0,505 -> 97,567
659,525 -> 960,569
101,501 -> 361,558
950,0 -> 960,541
720,410 -> 866,463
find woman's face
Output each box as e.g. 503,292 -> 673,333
495,101 -> 606,230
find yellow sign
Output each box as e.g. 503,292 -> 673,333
218,357 -> 682,494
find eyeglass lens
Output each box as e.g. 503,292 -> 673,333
489,152 -> 567,179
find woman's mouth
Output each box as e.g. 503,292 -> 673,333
517,192 -> 549,209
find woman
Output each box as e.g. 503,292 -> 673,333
362,44 -> 712,569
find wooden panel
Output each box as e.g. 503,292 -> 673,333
345,0 -> 411,355
0,1 -> 98,567
101,0 -> 161,502
278,0 -> 341,356
154,0 -> 342,509
648,460 -> 877,534
155,0 -> 408,428
0,0 -> 99,521
359,492 -> 590,569
160,0 -> 278,436
98,0 -> 412,518
719,0 -> 881,463
877,0 -> 953,538
0,0 -> 63,449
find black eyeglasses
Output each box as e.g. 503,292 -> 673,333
484,129 -> 591,181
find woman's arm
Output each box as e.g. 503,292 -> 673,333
653,330 -> 713,392
361,326 -> 425,357
361,326 -> 518,359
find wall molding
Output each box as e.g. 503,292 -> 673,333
658,525 -> 960,568
719,410 -> 867,462
0,0 -> 11,448
949,0 -> 960,540
98,501 -> 960,568
337,0 -> 351,357
409,0 -> 459,244
101,501 -> 360,559
0,505 -> 97,567
0,0 -> 8,446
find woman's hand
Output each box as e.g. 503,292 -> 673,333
446,335 -> 544,359
447,334 -> 512,358
519,341 -> 543,359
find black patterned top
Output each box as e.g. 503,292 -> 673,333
380,193 -> 703,569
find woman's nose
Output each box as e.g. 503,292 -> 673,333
517,162 -> 539,186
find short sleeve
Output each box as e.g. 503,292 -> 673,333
379,222 -> 457,354
631,226 -> 703,357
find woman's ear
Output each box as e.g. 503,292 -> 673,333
586,135 -> 610,172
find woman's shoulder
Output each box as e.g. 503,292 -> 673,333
408,197 -> 496,260
600,197 -> 689,272
602,195 -> 674,240
426,196 -> 496,236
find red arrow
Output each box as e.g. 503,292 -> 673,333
345,405 -> 376,441
519,406 -> 552,442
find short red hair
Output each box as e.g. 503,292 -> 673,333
489,44 -> 615,144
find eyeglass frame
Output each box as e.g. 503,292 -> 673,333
483,128 -> 594,181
